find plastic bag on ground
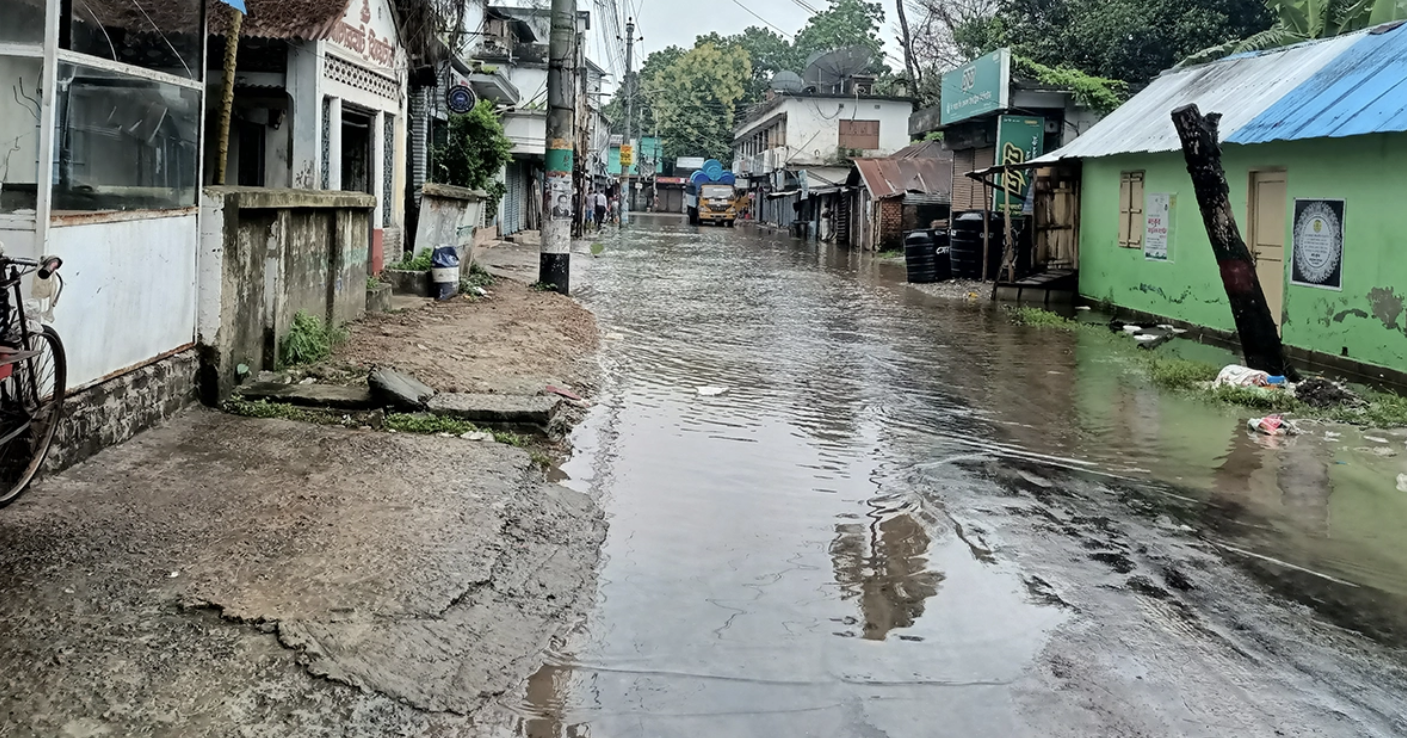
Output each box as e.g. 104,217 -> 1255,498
1248,414 -> 1296,436
1216,364 -> 1271,388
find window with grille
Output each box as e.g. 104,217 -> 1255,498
1118,171 -> 1145,248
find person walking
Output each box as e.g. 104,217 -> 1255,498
592,190 -> 608,231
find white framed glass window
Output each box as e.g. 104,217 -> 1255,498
0,55 -> 44,215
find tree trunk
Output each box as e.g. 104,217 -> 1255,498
894,0 -> 922,93
214,7 -> 243,186
1170,104 -> 1295,378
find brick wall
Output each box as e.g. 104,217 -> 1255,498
878,198 -> 904,251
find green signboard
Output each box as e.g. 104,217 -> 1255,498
992,115 -> 1045,214
941,48 -> 1011,126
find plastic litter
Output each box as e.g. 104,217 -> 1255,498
696,386 -> 729,397
1398,474 -> 1407,492
1216,364 -> 1271,388
1122,325 -> 1142,334
1248,414 -> 1296,435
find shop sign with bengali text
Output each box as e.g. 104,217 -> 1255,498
991,115 -> 1044,214
941,48 -> 1011,125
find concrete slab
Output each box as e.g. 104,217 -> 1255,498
237,382 -> 377,410
427,393 -> 562,426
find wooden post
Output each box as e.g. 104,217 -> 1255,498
1171,104 -> 1295,378
214,6 -> 242,186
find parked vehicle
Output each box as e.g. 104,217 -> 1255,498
0,244 -> 66,506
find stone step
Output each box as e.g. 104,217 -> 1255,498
426,393 -> 562,427
237,382 -> 377,410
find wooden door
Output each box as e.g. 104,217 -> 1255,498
1249,171 -> 1288,329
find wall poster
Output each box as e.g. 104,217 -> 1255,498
1144,193 -> 1173,261
1291,198 -> 1344,290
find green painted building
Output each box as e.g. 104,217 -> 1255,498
1035,25 -> 1407,379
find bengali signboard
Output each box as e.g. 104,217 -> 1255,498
619,145 -> 634,168
941,48 -> 1011,126
1292,199 -> 1345,290
328,0 -> 398,71
991,115 -> 1043,214
1144,193 -> 1174,261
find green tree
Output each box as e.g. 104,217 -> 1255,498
604,44 -> 687,135
646,42 -> 752,163
1183,0 -> 1407,64
794,0 -> 888,62
432,100 -> 512,207
920,0 -> 1272,86
698,27 -> 801,101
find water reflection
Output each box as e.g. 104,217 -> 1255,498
829,506 -> 944,641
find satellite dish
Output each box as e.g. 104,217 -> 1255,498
804,46 -> 877,93
771,71 -> 805,94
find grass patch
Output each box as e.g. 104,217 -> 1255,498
465,262 -> 497,288
528,450 -> 554,469
530,281 -> 558,292
223,398 -> 349,426
1209,385 -> 1303,414
1147,357 -> 1220,391
385,413 -> 533,445
1007,306 -> 1075,328
877,249 -> 904,260
390,249 -> 434,272
367,275 -> 384,291
279,311 -> 347,368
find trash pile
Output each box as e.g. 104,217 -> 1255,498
1208,364 -> 1366,434
1107,320 -> 1187,350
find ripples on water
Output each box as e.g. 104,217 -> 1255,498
482,220 -> 1407,736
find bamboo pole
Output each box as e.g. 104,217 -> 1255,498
214,7 -> 243,186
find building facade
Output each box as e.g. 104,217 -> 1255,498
733,92 -> 914,230
1035,23 -> 1407,379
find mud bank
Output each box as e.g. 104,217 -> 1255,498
0,410 -> 607,735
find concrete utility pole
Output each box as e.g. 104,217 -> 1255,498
621,17 -> 637,225
541,0 -> 576,294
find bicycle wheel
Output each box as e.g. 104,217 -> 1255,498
0,326 -> 66,506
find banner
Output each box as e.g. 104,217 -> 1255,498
1292,199 -> 1345,290
992,115 -> 1044,214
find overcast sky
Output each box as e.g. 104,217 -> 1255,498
587,0 -> 903,87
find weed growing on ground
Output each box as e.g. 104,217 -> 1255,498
1007,306 -> 1075,328
367,275 -> 383,291
877,249 -> 904,260
279,311 -> 348,368
530,282 -> 557,292
223,398 -> 352,426
466,262 -> 497,288
1209,385 -> 1303,414
384,413 -> 533,445
390,249 -> 434,271
1147,357 -> 1220,390
528,451 -> 554,469
385,413 -> 479,436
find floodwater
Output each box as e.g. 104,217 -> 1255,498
480,217 -> 1407,737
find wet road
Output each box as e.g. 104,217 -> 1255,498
481,217 -> 1407,737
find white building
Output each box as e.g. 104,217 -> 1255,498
212,0 -> 411,267
733,90 -> 914,227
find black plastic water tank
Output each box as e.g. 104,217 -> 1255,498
904,230 -> 937,283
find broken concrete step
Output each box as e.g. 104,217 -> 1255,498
237,383 -> 377,410
426,393 -> 562,427
369,367 -> 436,410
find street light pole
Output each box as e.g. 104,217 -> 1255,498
541,0 -> 575,294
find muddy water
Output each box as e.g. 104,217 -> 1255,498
482,219 -> 1407,736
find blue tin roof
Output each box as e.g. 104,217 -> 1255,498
1229,22 -> 1407,144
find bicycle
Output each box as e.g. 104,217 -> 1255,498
0,248 -> 66,506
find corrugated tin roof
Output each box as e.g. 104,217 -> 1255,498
1230,22 -> 1407,144
852,157 -> 952,200
1032,31 -> 1365,163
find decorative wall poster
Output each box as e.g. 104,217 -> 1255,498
1291,199 -> 1344,290
1144,193 -> 1173,261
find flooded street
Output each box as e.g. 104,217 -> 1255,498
482,217 -> 1407,737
